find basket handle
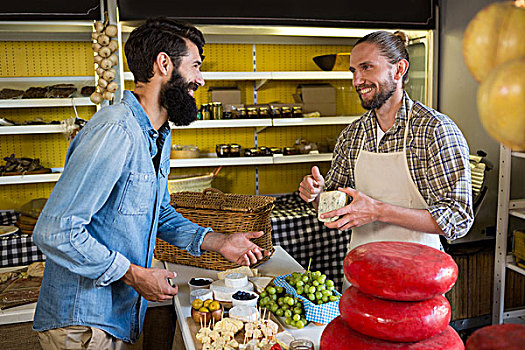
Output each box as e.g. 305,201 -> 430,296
202,188 -> 226,200
212,166 -> 222,177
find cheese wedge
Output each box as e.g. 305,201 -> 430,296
318,190 -> 347,222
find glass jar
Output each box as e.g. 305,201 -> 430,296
292,106 -> 303,118
229,144 -> 241,157
290,339 -> 314,350
247,107 -> 259,119
281,106 -> 293,118
270,106 -> 281,118
237,107 -> 247,119
258,106 -> 270,119
201,104 -> 211,120
216,144 -> 230,158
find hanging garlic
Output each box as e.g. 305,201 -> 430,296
97,34 -> 110,46
90,92 -> 103,104
106,81 -> 118,93
104,25 -> 118,38
107,40 -> 118,53
100,58 -> 113,70
102,68 -> 116,82
98,46 -> 112,58
94,21 -> 105,34
103,91 -> 114,101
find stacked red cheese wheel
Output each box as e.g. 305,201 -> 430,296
321,241 -> 464,350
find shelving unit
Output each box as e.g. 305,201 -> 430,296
492,144 -> 525,324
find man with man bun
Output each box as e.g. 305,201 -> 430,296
299,31 -> 473,287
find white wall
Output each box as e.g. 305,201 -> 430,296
438,0 -> 524,241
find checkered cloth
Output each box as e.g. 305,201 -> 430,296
0,210 -> 46,268
271,193 -> 351,292
273,274 -> 341,325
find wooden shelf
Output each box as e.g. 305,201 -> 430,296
506,255 -> 525,277
272,116 -> 358,126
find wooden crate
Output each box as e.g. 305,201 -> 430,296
445,240 -> 525,321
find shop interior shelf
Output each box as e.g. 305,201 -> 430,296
170,154 -> 274,168
123,71 -> 353,82
0,97 -> 93,108
272,116 -> 359,126
0,173 -> 61,185
272,153 -> 332,164
506,255 -> 525,277
0,125 -> 65,135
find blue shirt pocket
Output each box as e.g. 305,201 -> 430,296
118,171 -> 155,215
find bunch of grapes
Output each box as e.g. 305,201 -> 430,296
258,283 -> 308,329
285,270 -> 339,305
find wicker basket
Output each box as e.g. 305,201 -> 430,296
167,167 -> 221,194
154,188 -> 275,270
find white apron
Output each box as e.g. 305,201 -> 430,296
342,107 -> 441,290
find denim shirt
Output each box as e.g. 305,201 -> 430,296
33,91 -> 211,342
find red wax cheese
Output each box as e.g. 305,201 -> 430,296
321,316 -> 464,350
339,286 -> 451,342
344,241 -> 458,301
465,324 -> 525,350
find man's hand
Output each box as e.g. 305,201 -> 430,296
121,264 -> 178,302
201,231 -> 270,266
322,187 -> 380,231
299,166 -> 325,205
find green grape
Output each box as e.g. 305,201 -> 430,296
271,294 -> 278,301
295,320 -> 304,329
313,271 -> 321,278
282,304 -> 289,311
308,286 -> 316,294
287,298 -> 295,306
296,280 -> 304,287
317,284 -> 326,291
322,296 -> 329,303
284,310 -> 292,318
308,293 -> 315,301
276,309 -> 284,317
329,295 -> 338,301
292,314 -> 300,321
285,317 -> 293,325
267,286 -> 276,295
321,290 -> 330,296
296,286 -> 304,295
260,291 -> 267,298
301,275 -> 309,283
276,286 -> 284,294
326,280 -> 334,287
318,275 -> 327,284
271,304 -> 278,313
312,280 -> 319,287
293,307 -> 302,314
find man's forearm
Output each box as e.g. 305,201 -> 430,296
377,202 -> 445,235
200,231 -> 226,253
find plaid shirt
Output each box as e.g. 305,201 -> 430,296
325,92 -> 473,240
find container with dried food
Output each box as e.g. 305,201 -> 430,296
244,148 -> 261,157
216,144 -> 230,158
171,145 -> 200,159
258,106 -> 270,119
247,107 -> 259,119
229,144 -> 242,157
281,106 -> 293,118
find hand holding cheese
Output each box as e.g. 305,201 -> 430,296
322,187 -> 380,230
299,166 -> 325,205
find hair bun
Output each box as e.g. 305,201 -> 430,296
393,31 -> 409,47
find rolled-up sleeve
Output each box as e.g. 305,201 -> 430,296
33,122 -> 132,286
426,122 -> 474,240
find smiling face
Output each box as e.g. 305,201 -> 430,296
350,42 -> 399,110
160,40 -> 205,126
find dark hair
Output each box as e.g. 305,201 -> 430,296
124,17 -> 205,83
355,30 -> 410,82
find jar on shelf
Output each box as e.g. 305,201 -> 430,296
237,107 -> 247,119
200,104 -> 211,120
244,148 -> 260,157
292,106 -> 303,118
229,144 -> 241,157
281,106 -> 293,118
247,107 -> 259,119
270,106 -> 281,118
258,106 -> 270,119
211,102 -> 223,120
216,144 -> 230,158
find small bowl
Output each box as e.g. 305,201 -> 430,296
231,290 -> 259,308
188,277 -> 213,292
191,303 -> 224,324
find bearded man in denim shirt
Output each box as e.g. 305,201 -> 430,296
32,18 -> 269,349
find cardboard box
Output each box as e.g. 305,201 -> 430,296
294,84 -> 336,116
210,87 -> 241,105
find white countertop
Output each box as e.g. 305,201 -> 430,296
162,246 -> 326,350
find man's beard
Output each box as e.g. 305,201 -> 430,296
160,72 -> 199,126
357,77 -> 396,110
